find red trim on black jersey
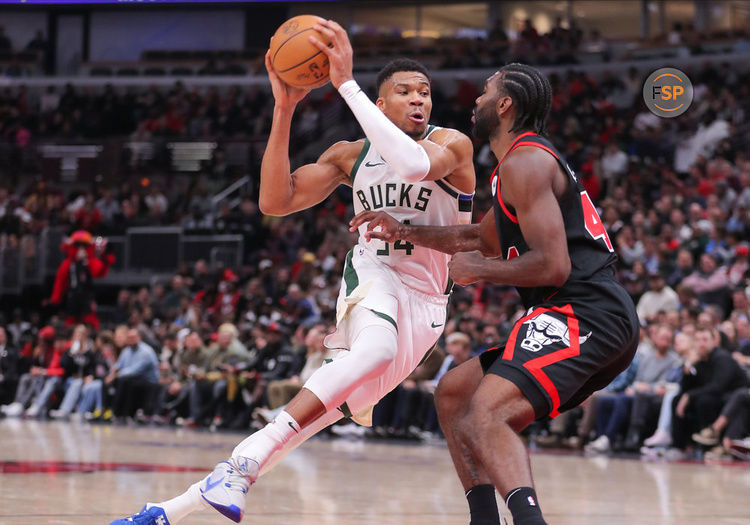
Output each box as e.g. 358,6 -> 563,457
496,131 -> 538,165
491,164 -> 520,224
492,132 -> 548,225
502,304 -> 581,417
496,179 -> 519,224
512,141 -> 560,161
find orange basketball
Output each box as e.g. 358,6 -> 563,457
269,15 -> 332,89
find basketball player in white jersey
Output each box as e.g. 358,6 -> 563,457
111,19 -> 474,525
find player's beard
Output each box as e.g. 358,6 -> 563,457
405,120 -> 428,139
472,102 -> 500,141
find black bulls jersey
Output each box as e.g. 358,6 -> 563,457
490,132 -> 618,309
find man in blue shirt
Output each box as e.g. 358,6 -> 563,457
106,328 -> 158,421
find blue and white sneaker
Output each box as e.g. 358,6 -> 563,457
200,457 -> 258,523
109,504 -> 170,525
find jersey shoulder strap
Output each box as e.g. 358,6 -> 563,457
350,139 -> 371,184
502,132 -> 577,183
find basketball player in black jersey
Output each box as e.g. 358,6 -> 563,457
350,63 -> 639,525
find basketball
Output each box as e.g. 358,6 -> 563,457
269,15 -> 332,89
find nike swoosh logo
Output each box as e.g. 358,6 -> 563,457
365,161 -> 385,167
202,473 -> 224,493
288,421 -> 299,433
431,322 -> 444,328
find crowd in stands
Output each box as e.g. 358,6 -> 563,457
1,50 -> 750,459
0,26 -> 48,54
3,14 -> 748,79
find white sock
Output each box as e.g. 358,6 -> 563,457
259,407 -> 344,475
154,482 -> 207,524
231,410 -> 301,470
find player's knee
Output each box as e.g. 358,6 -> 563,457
461,394 -> 532,438
456,407 -> 485,449
350,322 -> 398,375
434,372 -> 462,416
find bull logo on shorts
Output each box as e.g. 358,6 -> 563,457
520,313 -> 591,352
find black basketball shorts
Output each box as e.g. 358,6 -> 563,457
480,278 -> 639,420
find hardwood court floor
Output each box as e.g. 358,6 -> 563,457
1,419 -> 750,525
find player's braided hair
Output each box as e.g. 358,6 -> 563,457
376,58 -> 431,94
496,63 -> 551,135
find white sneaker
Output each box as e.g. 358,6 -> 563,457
330,422 -> 367,438
251,407 -> 278,426
585,435 -> 611,454
662,447 -> 686,461
49,409 -> 69,420
25,405 -> 41,418
2,402 -> 24,417
200,457 -> 258,523
643,428 -> 672,448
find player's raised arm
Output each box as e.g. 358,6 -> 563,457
259,51 -> 352,216
309,20 -> 436,184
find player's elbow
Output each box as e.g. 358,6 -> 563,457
398,165 -> 430,183
394,147 -> 431,183
547,258 -> 571,288
258,198 -> 288,217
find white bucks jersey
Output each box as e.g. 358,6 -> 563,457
350,125 -> 473,296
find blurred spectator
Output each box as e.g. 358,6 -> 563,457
670,326 -> 748,456
587,324 -> 681,454
692,386 -> 750,459
728,245 -> 749,286
0,26 -> 12,51
25,325 -> 94,418
0,326 -> 56,417
95,189 -> 120,231
0,327 -> 20,405
182,322 -> 248,427
600,143 -> 628,197
681,254 -> 730,312
69,329 -> 114,419
25,30 -> 47,53
667,249 -> 695,288
579,354 -> 639,450
636,270 -> 680,324
640,329 -> 694,450
265,324 -> 327,410
106,328 -> 159,420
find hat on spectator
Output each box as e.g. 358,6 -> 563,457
70,230 -> 92,244
302,252 -> 316,263
39,326 -> 55,340
736,245 -> 749,257
446,332 -> 470,345
647,269 -> 663,278
222,269 -> 239,282
217,323 -> 238,338
258,259 -> 273,270
177,327 -> 190,344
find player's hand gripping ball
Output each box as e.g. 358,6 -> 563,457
269,15 -> 332,88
